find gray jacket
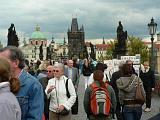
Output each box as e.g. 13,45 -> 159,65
64,66 -> 79,91
0,82 -> 21,120
116,74 -> 145,105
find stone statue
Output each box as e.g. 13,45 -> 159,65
39,44 -> 43,60
113,21 -> 128,58
7,23 -> 19,47
90,42 -> 95,60
46,44 -> 52,60
117,21 -> 127,50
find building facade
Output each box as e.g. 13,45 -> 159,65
155,33 -> 160,74
21,25 -> 47,61
67,18 -> 85,59
49,37 -> 68,62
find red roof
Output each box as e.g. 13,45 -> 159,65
95,44 -> 109,50
155,44 -> 160,49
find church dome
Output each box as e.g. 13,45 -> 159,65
31,25 -> 46,39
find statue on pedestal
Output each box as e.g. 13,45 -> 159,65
39,44 -> 43,60
117,21 -> 127,50
90,42 -> 95,60
7,23 -> 19,47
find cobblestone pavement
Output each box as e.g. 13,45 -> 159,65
72,74 -> 160,120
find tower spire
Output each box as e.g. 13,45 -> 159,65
102,37 -> 105,44
63,37 -> 66,45
71,18 -> 78,31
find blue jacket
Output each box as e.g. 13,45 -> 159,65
16,70 -> 44,120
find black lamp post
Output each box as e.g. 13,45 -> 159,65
148,17 -> 157,70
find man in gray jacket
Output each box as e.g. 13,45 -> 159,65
64,60 -> 79,92
64,59 -> 79,114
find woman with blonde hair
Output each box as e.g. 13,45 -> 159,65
0,58 -> 21,120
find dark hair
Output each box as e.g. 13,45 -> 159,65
121,63 -> 132,77
95,62 -> 107,72
0,46 -> 25,69
0,58 -> 20,94
93,70 -> 105,88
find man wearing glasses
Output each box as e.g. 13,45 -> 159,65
39,65 -> 55,120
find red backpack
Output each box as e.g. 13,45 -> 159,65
90,83 -> 111,116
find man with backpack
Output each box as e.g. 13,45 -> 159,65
83,70 -> 117,120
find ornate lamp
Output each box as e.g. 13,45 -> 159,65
148,17 -> 157,70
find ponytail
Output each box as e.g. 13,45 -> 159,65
9,78 -> 20,94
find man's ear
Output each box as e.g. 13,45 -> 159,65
13,59 -> 19,68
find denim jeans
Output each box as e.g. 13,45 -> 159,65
122,105 -> 142,120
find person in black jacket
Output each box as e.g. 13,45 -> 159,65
82,59 -> 93,89
110,62 -> 124,120
139,61 -> 155,112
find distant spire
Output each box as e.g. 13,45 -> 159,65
64,37 -> 66,45
80,25 -> 84,31
35,24 -> 40,31
23,37 -> 27,46
71,18 -> 78,32
102,37 -> 105,44
51,36 -> 55,43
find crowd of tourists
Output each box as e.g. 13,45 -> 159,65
0,46 -> 155,120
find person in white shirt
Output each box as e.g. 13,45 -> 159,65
88,62 -> 108,86
45,63 -> 76,120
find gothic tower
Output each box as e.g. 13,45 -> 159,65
67,18 -> 85,59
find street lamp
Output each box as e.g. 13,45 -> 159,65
148,17 -> 157,70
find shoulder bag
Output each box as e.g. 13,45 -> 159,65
135,77 -> 145,105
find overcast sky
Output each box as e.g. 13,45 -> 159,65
0,0 -> 160,45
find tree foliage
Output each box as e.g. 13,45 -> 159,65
105,40 -> 115,60
127,36 -> 149,63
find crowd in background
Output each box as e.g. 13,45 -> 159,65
0,46 -> 156,120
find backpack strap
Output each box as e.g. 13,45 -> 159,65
90,82 -> 98,89
65,78 -> 70,98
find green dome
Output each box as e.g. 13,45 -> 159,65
31,25 -> 46,39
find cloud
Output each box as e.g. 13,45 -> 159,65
0,0 -> 160,46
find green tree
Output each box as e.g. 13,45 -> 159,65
105,40 -> 116,60
127,36 -> 149,63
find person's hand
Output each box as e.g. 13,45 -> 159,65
152,88 -> 155,91
47,85 -> 55,94
58,105 -> 65,112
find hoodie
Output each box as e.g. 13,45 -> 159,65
116,74 -> 145,105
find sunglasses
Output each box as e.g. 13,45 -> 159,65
53,70 -> 59,73
47,70 -> 52,73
